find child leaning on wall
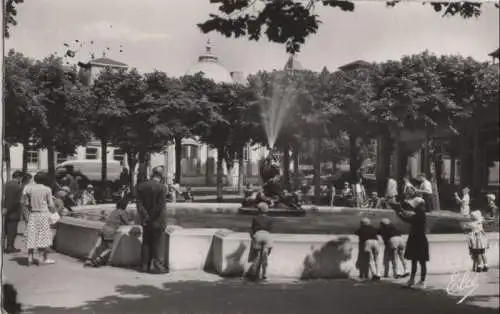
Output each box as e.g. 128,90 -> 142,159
84,198 -> 134,268
354,218 -> 381,281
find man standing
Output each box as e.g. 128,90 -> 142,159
385,177 -> 398,209
2,171 -> 24,253
136,167 -> 168,274
416,174 -> 433,212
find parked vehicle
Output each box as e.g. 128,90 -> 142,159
38,160 -> 123,203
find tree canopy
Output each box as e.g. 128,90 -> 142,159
199,1 -> 497,53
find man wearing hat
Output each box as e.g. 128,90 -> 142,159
136,166 -> 168,274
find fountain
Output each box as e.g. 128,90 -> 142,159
239,74 -> 306,216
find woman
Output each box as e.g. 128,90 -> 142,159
22,172 -> 57,266
394,196 -> 429,288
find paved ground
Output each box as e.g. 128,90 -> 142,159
3,243 -> 499,314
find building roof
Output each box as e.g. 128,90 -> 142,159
284,54 -> 304,72
488,48 -> 499,59
89,57 -> 128,68
338,60 -> 371,72
185,40 -> 233,84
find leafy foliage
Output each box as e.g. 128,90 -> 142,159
4,0 -> 24,38
199,1 -> 496,53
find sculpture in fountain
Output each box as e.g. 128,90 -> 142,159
239,148 -> 305,216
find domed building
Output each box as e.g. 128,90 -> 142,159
150,40 -> 264,187
186,41 -> 234,84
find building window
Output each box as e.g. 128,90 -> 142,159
114,149 -> 125,163
86,147 -> 98,160
26,148 -> 39,165
56,152 -> 69,165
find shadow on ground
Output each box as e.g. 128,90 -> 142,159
24,278 -> 498,314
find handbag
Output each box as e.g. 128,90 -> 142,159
49,212 -> 61,225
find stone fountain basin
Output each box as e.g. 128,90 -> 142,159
52,203 -> 499,279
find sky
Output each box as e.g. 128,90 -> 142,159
5,0 -> 499,77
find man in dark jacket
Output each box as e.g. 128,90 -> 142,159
136,166 -> 168,274
2,171 -> 24,253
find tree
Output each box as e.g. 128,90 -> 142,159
90,68 -> 130,184
195,81 -> 257,201
30,55 -> 93,180
4,0 -> 24,38
332,65 -> 377,181
3,50 -> 45,172
176,73 -> 219,184
110,69 -> 174,190
199,1 -> 494,53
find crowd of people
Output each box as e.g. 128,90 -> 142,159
2,164 -> 497,282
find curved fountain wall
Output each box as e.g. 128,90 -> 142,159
53,204 -> 500,279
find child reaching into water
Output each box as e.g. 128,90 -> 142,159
354,218 -> 381,281
84,199 -> 133,267
466,210 -> 490,272
247,202 -> 273,280
378,218 -> 409,279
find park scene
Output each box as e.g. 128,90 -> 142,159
2,1 -> 500,313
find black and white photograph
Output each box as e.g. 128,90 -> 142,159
1,0 -> 499,313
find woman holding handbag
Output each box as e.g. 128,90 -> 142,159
22,172 -> 57,266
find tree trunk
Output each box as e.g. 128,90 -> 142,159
237,147 -> 244,193
379,133 -> 394,195
47,145 -> 56,184
313,137 -> 322,205
127,151 -> 137,194
397,144 -> 409,196
4,144 -> 11,181
349,133 -> 360,182
283,143 -> 291,191
22,140 -> 29,173
216,145 -> 224,202
137,151 -> 148,186
174,136 -> 182,184
100,139 -> 108,182
293,145 -> 300,191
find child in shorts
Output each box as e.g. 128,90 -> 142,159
354,218 -> 381,280
378,218 -> 409,278
84,198 -> 132,267
248,202 -> 273,280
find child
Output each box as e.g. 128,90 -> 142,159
182,185 -> 194,202
485,194 -> 498,219
354,218 -> 381,280
247,202 -> 273,280
367,192 -> 383,209
378,218 -> 409,278
84,199 -> 133,267
454,187 -> 471,216
466,210 -> 489,272
80,184 -> 97,205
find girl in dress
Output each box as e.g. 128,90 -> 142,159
22,172 -> 57,266
466,210 -> 489,272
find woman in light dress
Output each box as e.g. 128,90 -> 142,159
22,172 -> 57,266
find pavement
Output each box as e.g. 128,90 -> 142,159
3,237 -> 499,314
